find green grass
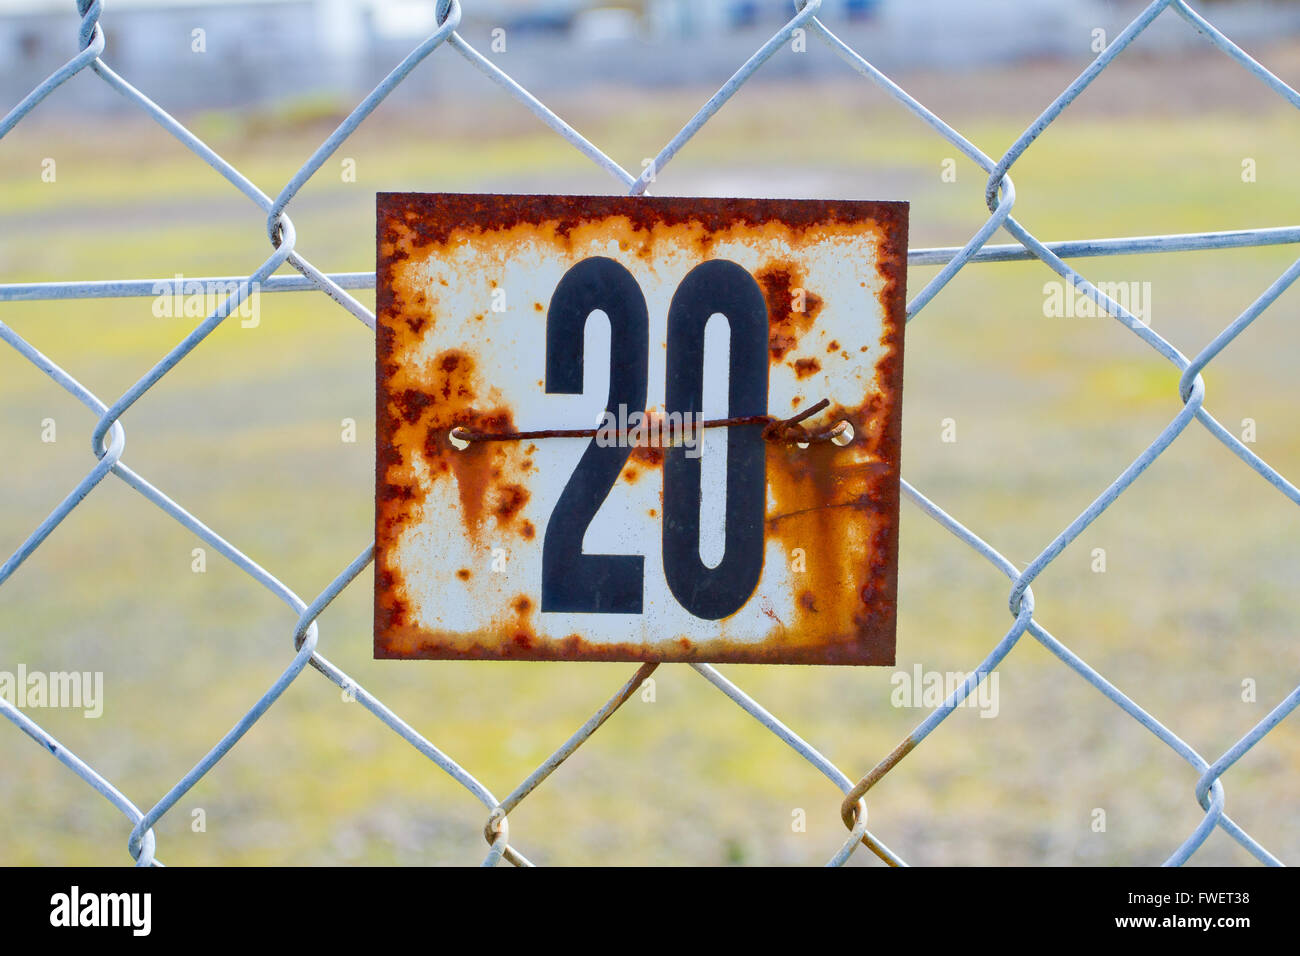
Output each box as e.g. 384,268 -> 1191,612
2,68 -> 1300,866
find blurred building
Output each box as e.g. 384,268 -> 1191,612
3,0 -> 1299,113
645,0 -> 881,38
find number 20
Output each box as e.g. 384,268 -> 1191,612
541,256 -> 769,621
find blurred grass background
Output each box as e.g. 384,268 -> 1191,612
2,37 -> 1300,865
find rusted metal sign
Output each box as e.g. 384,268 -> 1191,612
376,193 -> 906,664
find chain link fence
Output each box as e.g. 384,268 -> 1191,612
1,0 -> 1298,866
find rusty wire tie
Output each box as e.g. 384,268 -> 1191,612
449,398 -> 852,448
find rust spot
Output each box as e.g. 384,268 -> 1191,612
494,483 -> 529,523
512,595 -> 532,615
760,601 -> 786,631
757,259 -> 824,361
534,302 -> 544,312
393,388 -> 432,425
377,193 -> 904,269
757,195 -> 907,666
456,568 -> 471,581
793,357 -> 821,379
628,444 -> 664,467
432,409 -> 521,536
827,339 -> 840,353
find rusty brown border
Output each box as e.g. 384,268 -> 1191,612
375,192 -> 907,665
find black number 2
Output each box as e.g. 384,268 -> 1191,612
540,256 -> 768,620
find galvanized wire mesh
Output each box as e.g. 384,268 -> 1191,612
2,0 -> 1298,867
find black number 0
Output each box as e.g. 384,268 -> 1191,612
662,260 -> 769,619
540,257 -> 769,620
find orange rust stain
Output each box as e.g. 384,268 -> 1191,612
628,444 -> 664,467
521,520 -> 536,540
378,194 -> 895,259
506,592 -> 538,650
494,483 -> 530,523
793,357 -> 821,380
757,259 -> 824,361
761,384 -> 900,655
827,339 -> 840,353
396,350 -> 533,541
456,568 -> 471,581
760,601 -> 786,632
439,418 -> 513,535
374,286 -> 539,635
376,618 -> 896,663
